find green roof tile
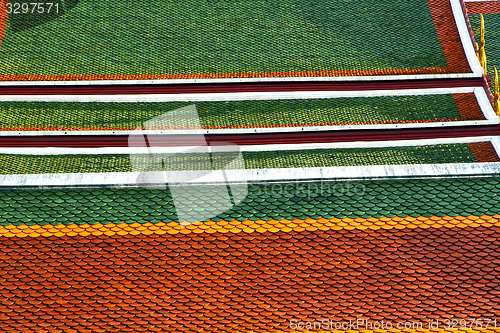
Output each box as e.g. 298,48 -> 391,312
0,142 -> 495,174
0,0 -> 462,81
0,94 -> 485,131
0,177 -> 499,225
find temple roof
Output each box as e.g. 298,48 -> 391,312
0,0 -> 481,83
1,0 -> 500,332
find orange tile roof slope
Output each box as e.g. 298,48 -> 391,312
1,175 -> 500,332
1,223 -> 500,332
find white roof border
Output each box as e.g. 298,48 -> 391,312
0,163 -> 499,187
0,136 -> 499,186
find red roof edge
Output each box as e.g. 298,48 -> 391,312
0,125 -> 498,147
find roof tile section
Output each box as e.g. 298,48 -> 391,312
0,142 -> 497,174
0,93 -> 487,132
0,0 -> 472,82
1,174 -> 500,331
1,214 -> 500,238
0,177 -> 499,226
466,1 -> 500,15
1,226 -> 499,331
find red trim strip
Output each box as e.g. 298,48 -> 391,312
0,125 -> 497,147
0,78 -> 486,95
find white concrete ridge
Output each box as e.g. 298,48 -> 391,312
0,87 -> 483,102
0,163 -> 499,187
451,0 -> 485,74
491,136 -> 500,156
1,136 -> 498,186
475,87 -> 499,121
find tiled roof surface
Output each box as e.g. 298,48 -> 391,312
0,93 -> 486,131
466,1 -> 500,15
243,142 -> 500,169
0,142 -> 497,174
2,225 -> 500,332
0,177 -> 499,226
0,0 -> 471,81
0,1 -> 496,332
1,176 -> 500,331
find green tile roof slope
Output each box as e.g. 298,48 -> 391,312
0,94 -> 484,131
1,176 -> 499,226
0,143 -> 493,174
244,144 -> 484,169
0,0 -> 456,80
